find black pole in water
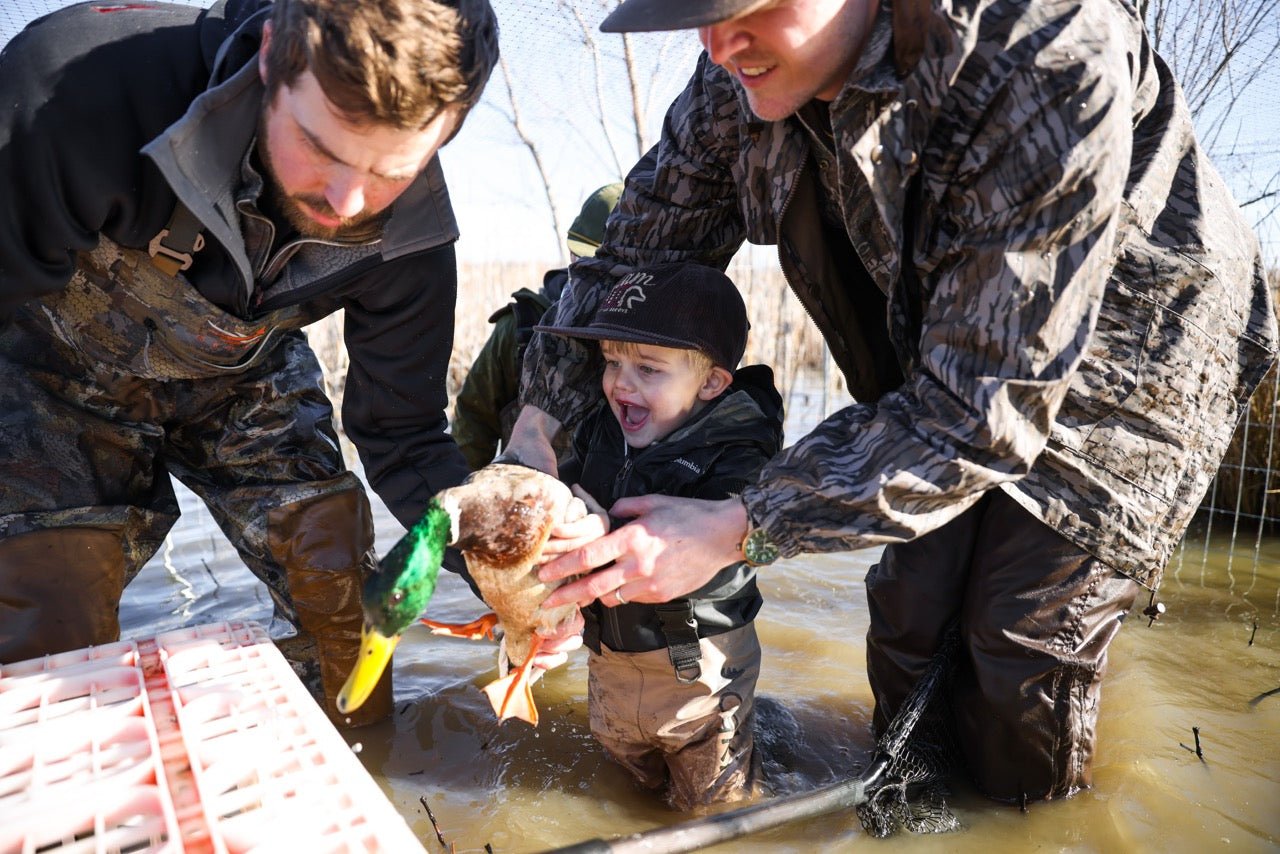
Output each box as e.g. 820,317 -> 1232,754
546,758 -> 889,854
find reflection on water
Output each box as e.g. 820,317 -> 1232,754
118,479 -> 1280,853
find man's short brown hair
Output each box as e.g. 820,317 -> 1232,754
263,0 -> 498,130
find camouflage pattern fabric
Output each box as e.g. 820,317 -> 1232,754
522,0 -> 1280,588
0,235 -> 363,618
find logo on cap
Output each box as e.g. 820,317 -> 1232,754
600,272 -> 653,313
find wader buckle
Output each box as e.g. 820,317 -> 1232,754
656,601 -> 702,684
148,201 -> 205,276
149,230 -> 205,274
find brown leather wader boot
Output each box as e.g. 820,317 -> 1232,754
267,490 -> 392,728
0,528 -> 128,664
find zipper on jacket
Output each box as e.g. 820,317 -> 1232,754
606,438 -> 633,644
613,440 -> 634,497
776,146 -> 821,330
239,205 -> 380,312
775,144 -> 862,385
262,232 -> 377,283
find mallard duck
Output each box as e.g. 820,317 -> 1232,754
337,464 -> 585,726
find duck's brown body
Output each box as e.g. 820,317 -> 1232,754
432,464 -> 584,724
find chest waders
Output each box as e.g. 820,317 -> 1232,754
0,221 -> 392,726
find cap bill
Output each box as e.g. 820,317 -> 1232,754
600,0 -> 770,32
534,322 -> 699,354
566,235 -> 601,258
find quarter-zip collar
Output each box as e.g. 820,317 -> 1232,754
234,145 -> 384,308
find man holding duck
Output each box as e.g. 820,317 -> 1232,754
0,0 -> 498,727
512,0 -> 1278,808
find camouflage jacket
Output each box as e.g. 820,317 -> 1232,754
0,0 -> 471,528
524,0 -> 1279,587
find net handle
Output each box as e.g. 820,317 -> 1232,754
547,758 -> 887,854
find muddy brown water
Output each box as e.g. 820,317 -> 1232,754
115,471 -> 1280,854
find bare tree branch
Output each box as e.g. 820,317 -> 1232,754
1146,0 -> 1280,237
1242,189 -> 1280,208
487,0 -> 698,248
497,55 -> 566,263
621,33 -> 648,156
563,0 -> 628,179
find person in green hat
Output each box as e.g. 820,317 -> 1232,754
452,182 -> 623,470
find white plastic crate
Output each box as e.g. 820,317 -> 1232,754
0,621 -> 424,854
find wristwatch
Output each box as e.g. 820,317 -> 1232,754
741,526 -> 780,567
738,500 -> 780,567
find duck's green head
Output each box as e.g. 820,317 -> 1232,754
336,497 -> 455,714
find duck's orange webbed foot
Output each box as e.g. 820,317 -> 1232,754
481,635 -> 543,726
420,612 -> 499,641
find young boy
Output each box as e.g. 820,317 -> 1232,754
537,262 -> 784,810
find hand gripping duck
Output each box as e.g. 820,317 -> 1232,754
336,464 -> 586,725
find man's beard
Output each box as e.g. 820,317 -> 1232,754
257,123 -> 384,242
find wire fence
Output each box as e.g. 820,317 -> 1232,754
3,0 -> 1278,577
1192,359 -> 1280,570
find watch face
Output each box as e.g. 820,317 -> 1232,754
744,528 -> 779,566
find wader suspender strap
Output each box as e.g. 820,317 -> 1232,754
148,202 -> 206,276
511,294 -> 543,349
656,601 -> 702,684
582,604 -> 601,653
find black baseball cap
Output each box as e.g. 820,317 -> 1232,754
536,262 -> 749,370
600,0 -> 771,33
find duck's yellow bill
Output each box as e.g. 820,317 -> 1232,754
336,624 -> 399,714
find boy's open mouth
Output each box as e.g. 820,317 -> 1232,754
620,402 -> 650,431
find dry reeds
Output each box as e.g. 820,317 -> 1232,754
304,255 -> 831,456
449,259 -> 550,395
445,257 -> 829,400
1201,267 -> 1280,529
1204,351 -> 1280,528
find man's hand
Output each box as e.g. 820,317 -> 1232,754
529,486 -> 602,674
538,495 -> 749,610
504,405 -> 564,476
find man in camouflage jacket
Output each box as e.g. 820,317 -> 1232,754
513,0 -> 1279,804
0,0 -> 496,726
